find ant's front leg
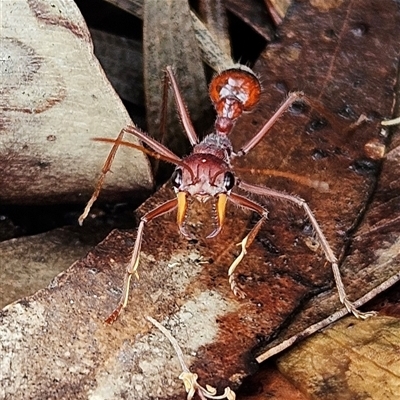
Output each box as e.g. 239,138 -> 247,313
226,193 -> 268,298
237,180 -> 376,320
104,198 -> 178,324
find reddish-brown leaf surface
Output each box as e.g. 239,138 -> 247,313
250,0 -> 400,362
1,1 -> 400,399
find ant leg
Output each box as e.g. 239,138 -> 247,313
165,66 -> 199,146
79,123 -> 183,226
238,181 -> 376,319
228,215 -> 267,298
236,92 -> 304,157
236,91 -> 355,158
104,198 -> 178,324
81,66 -> 197,226
227,193 -> 268,297
79,128 -> 127,225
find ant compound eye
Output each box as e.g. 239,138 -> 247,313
171,168 -> 183,188
223,171 -> 235,191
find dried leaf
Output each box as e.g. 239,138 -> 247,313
143,0 -> 211,156
254,0 -> 400,362
104,0 -> 264,67
1,1 -> 400,399
90,29 -> 144,106
198,0 -> 232,57
277,316 -> 400,399
226,0 -> 275,39
1,0 -> 153,204
0,226 -> 110,308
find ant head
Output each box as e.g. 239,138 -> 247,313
171,154 -> 235,199
171,154 -> 235,239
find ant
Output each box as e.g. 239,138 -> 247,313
80,65 -> 374,323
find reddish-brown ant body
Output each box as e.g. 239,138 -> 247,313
80,66 -> 373,323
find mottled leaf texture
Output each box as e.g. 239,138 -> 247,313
253,0 -> 400,362
1,1 -> 400,399
1,0 -> 153,204
277,316 -> 400,399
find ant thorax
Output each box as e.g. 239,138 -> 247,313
193,132 -> 233,163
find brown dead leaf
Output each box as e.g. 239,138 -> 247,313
143,0 -> 212,156
238,363 -> 308,400
197,0 -> 232,57
90,29 -> 144,107
104,0 -> 272,64
0,225 -> 111,308
277,316 -> 400,399
246,0 -> 400,361
1,0 -> 153,204
1,1 -> 400,399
